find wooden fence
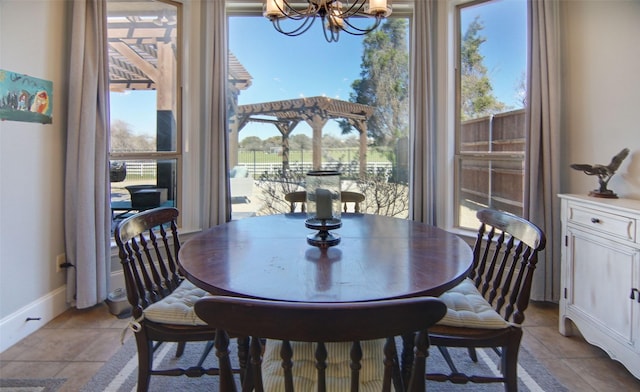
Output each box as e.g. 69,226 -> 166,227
459,109 -> 525,216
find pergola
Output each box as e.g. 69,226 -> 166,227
232,96 -> 373,177
106,1 -> 253,199
106,3 -> 252,106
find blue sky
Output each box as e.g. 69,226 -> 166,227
228,17 -> 368,104
461,0 -> 527,108
110,0 -> 526,140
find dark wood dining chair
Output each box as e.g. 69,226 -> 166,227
285,190 -> 365,213
115,207 -> 243,391
195,296 -> 447,392
426,209 -> 546,392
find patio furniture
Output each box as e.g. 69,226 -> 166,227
230,165 -> 253,202
285,190 -> 365,213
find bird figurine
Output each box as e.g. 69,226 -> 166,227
570,148 -> 630,198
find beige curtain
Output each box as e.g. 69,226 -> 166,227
525,0 -> 562,302
65,0 -> 111,308
200,0 -> 231,228
409,0 -> 438,225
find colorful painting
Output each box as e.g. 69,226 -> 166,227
0,69 -> 53,124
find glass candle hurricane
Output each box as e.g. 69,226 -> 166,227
305,170 -> 342,248
306,170 -> 341,223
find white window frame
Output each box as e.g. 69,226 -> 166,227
438,0 -> 527,233
108,0 -> 191,230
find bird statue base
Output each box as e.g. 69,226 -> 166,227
589,189 -> 618,199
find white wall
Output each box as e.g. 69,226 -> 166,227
0,0 -> 70,351
560,0 -> 640,198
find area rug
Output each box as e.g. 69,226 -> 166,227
80,338 -> 567,392
0,378 -> 66,392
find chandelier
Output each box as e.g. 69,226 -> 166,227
263,0 -> 392,43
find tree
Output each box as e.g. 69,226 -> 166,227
289,134 -> 311,150
110,119 -> 155,152
322,134 -> 344,148
264,136 -> 281,149
342,135 -> 360,148
460,16 -> 505,120
339,19 -> 409,149
514,71 -> 527,108
240,136 -> 263,150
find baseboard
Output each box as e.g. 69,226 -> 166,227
1,269 -> 128,354
0,285 -> 69,353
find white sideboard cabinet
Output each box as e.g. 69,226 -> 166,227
559,194 -> 640,379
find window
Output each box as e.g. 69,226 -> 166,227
226,5 -> 411,219
454,0 -> 527,230
107,0 -> 182,229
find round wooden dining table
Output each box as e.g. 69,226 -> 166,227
178,213 -> 473,302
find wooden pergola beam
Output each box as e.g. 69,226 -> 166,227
110,41 -> 160,82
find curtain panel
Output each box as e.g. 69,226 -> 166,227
64,0 -> 111,308
526,0 -> 562,302
409,0 -> 439,225
201,0 -> 232,228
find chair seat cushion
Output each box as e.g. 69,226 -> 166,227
261,339 -> 395,392
437,278 -> 510,329
143,280 -> 209,326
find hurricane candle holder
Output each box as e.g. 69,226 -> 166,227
305,170 -> 342,248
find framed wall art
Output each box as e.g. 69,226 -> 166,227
0,69 -> 53,124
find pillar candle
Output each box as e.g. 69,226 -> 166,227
315,188 -> 333,220
265,0 -> 285,17
368,0 -> 387,14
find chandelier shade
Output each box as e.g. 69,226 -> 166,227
263,0 -> 392,42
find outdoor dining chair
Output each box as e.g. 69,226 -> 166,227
285,190 -> 365,213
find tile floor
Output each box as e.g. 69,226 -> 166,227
1,301 -> 639,391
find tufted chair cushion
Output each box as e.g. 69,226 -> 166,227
437,278 -> 510,329
143,279 -> 209,326
261,339 -> 395,392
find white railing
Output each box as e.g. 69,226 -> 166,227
118,160 -> 394,179
237,162 -> 393,179
120,161 -> 157,177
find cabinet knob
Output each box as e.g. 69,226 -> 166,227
590,217 -> 601,224
632,288 -> 640,303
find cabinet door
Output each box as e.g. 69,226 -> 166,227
566,227 -> 638,346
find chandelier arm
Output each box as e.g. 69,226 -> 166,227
340,15 -> 383,35
273,14 -> 318,37
274,12 -> 314,22
322,18 -> 340,43
279,0 -> 319,18
334,0 -> 368,18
